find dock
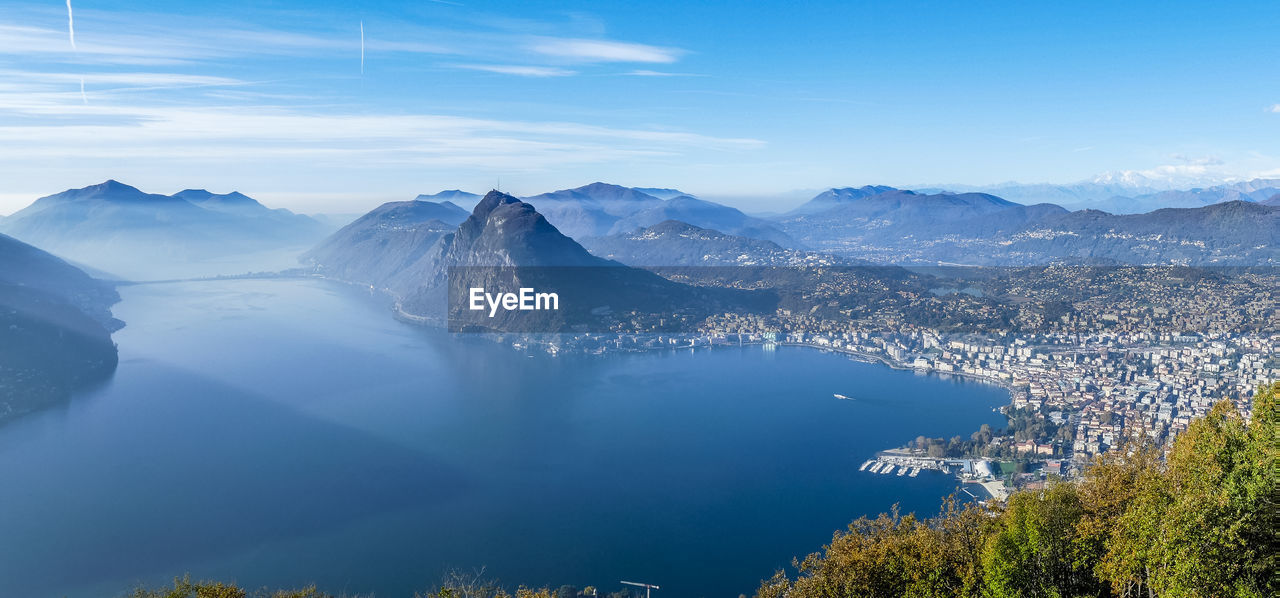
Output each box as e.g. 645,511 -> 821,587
858,452 -> 970,480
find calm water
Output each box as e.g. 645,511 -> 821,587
0,279 -> 1006,598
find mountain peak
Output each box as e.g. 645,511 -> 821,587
34,180 -> 162,205
830,185 -> 897,196
558,182 -> 660,202
85,180 -> 146,196
633,187 -> 692,200
471,190 -> 521,219
575,182 -> 628,192
98,179 -> 136,190
786,185 -> 899,215
416,190 -> 482,204
171,189 -> 262,210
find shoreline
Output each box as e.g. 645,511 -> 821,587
280,275 -> 1018,497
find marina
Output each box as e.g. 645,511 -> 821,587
857,449 -> 990,485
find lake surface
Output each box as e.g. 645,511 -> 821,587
0,279 -> 1006,598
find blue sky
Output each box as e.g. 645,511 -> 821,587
1,0 -> 1278,213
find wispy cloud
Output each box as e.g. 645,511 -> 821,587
1171,154 -> 1224,167
64,0 -> 75,49
453,63 -> 576,77
0,89 -> 763,169
529,38 -> 681,63
1268,103 -> 1280,113
622,69 -> 702,77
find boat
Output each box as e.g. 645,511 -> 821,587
909,468 -> 920,477
880,465 -> 895,475
859,460 -> 873,471
896,466 -> 907,476
833,393 -> 853,400
869,462 -> 882,473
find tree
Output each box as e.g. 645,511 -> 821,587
755,500 -> 992,598
981,482 -> 1105,598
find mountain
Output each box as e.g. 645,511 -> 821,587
307,190 -> 766,331
521,182 -> 667,240
786,185 -> 899,215
607,195 -> 797,246
1262,194 -> 1280,206
399,190 -> 663,329
1083,180 -> 1280,214
0,232 -> 120,424
582,220 -> 845,267
519,182 -> 801,248
995,200 -> 1280,265
300,200 -> 471,288
933,178 -> 1280,213
172,188 -> 260,210
779,189 -> 1047,253
782,193 -> 1277,265
0,181 -> 328,279
932,181 -> 1161,208
415,190 -> 482,207
632,187 -> 692,200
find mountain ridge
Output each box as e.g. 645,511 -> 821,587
0,180 -> 328,279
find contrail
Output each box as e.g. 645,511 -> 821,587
360,20 -> 364,74
66,0 -> 76,49
79,77 -> 87,104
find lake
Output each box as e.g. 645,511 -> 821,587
0,279 -> 1007,598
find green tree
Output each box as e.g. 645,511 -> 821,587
981,481 -> 1105,597
756,499 -> 992,598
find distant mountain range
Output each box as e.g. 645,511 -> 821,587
0,180 -> 329,279
777,186 -> 1278,265
307,191 -> 766,331
582,220 -> 850,267
415,189 -> 482,207
779,189 -> 1065,248
929,178 -> 1280,214
631,187 -> 690,200
412,183 -> 795,247
352,180 -> 1280,267
993,201 -> 1280,265
0,232 -> 120,424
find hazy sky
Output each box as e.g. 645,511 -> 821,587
2,0 -> 1279,214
